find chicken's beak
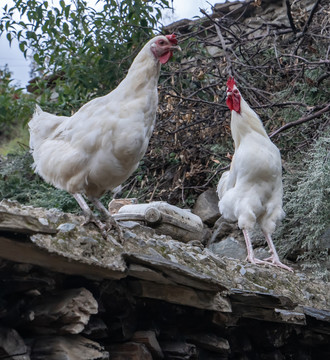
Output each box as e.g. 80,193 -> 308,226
170,45 -> 182,52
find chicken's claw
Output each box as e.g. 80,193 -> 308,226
82,213 -> 123,247
263,255 -> 294,272
246,255 -> 269,266
104,216 -> 125,245
246,255 -> 293,272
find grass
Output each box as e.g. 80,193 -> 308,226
0,124 -> 30,156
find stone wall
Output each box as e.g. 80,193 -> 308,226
0,200 -> 329,359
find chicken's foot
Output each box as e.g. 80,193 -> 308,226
242,228 -> 293,272
73,194 -> 123,246
89,196 -> 124,243
263,233 -> 293,272
242,229 -> 271,265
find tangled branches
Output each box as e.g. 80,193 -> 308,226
122,0 -> 330,206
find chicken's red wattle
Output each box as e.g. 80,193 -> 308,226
226,94 -> 241,113
226,96 -> 233,111
159,51 -> 173,64
233,94 -> 241,113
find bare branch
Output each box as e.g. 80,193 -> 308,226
200,8 -> 233,76
270,104 -> 330,138
293,0 -> 321,54
134,0 -> 330,204
300,0 -> 321,36
285,0 -> 297,33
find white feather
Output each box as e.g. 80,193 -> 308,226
29,36 -> 170,198
217,89 -> 285,235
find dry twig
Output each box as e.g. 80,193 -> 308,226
125,0 -> 330,205
270,103 -> 330,138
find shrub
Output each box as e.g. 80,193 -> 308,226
275,129 -> 330,278
0,151 -> 79,212
0,66 -> 34,138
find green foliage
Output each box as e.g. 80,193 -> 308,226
275,130 -> 330,277
1,0 -> 170,113
0,66 -> 35,137
0,150 -> 120,213
0,151 -> 80,212
0,0 -> 170,211
0,125 -> 29,156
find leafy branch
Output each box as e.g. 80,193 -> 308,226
0,0 -> 171,112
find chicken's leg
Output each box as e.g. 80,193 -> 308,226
242,229 -> 268,265
73,194 -> 122,245
263,233 -> 293,272
88,196 -> 124,243
73,193 -> 97,224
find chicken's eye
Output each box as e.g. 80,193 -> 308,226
159,40 -> 165,45
233,89 -> 239,94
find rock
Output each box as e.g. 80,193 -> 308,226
0,234 -> 126,281
128,264 -> 175,285
132,330 -> 164,359
208,217 -> 238,244
29,335 -> 109,360
1,199 -> 330,359
274,308 -> 306,325
82,317 -> 108,339
303,307 -> 330,332
108,342 -> 152,360
0,210 -> 57,235
209,220 -> 275,262
254,247 -> 271,260
128,279 -> 231,312
24,288 -> 98,334
160,341 -> 197,360
208,237 -> 247,260
0,268 -> 55,297
108,198 -> 138,215
0,327 -> 30,360
212,312 -> 239,327
106,314 -> 137,343
124,253 -> 227,291
228,289 -> 309,325
185,332 -> 230,354
192,189 -> 220,226
114,202 -> 204,242
0,199 -> 127,280
57,223 -> 76,233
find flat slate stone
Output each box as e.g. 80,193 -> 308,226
0,210 -> 57,235
29,335 -> 109,360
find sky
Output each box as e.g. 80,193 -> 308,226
0,0 -> 225,88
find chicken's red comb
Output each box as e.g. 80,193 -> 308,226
166,33 -> 178,45
227,77 -> 236,91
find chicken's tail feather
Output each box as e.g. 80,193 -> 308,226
29,106 -> 65,152
34,104 -> 43,116
29,107 -> 43,151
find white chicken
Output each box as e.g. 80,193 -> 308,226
29,34 -> 180,240
217,77 -> 293,272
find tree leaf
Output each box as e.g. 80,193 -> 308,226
63,22 -> 70,36
6,32 -> 12,44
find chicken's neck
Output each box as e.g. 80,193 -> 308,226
231,97 -> 268,148
119,48 -> 161,95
